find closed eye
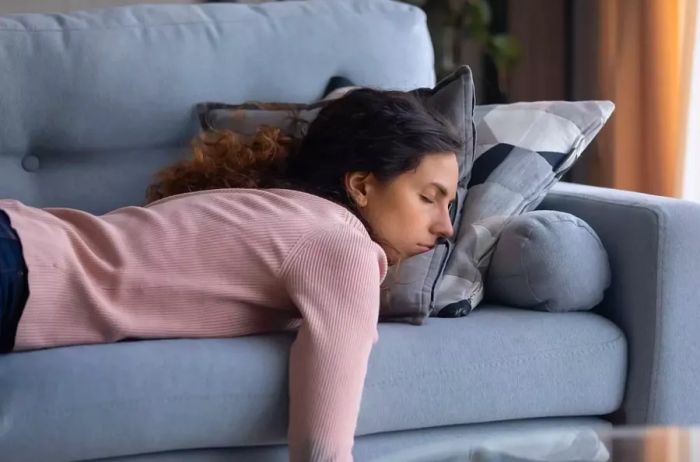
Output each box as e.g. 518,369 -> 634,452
420,195 -> 435,204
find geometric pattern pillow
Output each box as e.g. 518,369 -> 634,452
432,100 -> 615,317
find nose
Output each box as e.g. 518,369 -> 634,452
433,208 -> 454,240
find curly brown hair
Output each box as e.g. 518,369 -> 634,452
145,125 -> 298,204
145,88 -> 462,211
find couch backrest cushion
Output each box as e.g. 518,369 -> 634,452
0,0 -> 434,213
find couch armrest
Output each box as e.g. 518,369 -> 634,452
538,182 -> 700,425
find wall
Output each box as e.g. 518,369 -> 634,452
507,0 -> 567,102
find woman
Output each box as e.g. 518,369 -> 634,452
0,88 -> 461,461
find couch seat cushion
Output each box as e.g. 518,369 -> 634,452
0,306 -> 626,461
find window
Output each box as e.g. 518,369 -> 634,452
683,8 -> 700,202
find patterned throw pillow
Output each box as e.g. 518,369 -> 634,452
195,66 -> 477,324
433,100 -> 615,317
283,76 -> 616,318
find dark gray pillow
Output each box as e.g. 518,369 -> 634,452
486,210 -> 611,312
196,66 -> 477,325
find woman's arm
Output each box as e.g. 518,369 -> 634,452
280,224 -> 385,462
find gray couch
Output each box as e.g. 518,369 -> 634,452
0,1 -> 697,461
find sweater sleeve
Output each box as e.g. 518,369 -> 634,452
280,224 -> 387,462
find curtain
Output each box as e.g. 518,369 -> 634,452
591,0 -> 697,197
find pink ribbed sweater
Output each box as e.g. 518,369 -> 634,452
0,188 -> 388,462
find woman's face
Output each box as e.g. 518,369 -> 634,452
346,152 -> 459,265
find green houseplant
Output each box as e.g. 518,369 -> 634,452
402,0 -> 521,101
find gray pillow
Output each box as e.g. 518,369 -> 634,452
486,210 -> 611,312
295,84 -> 615,320
433,100 -> 615,318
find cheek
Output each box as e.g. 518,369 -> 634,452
373,197 -> 427,242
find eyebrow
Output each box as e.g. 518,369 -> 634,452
430,182 -> 456,201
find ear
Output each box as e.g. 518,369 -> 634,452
344,171 -> 373,208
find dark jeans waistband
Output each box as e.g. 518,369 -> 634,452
0,209 -> 29,353
0,209 -> 19,240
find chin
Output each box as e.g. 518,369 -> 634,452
385,251 -> 402,266
387,251 -> 421,267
